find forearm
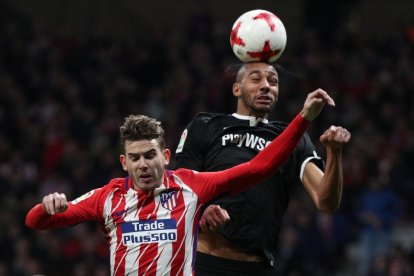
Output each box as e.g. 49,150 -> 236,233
25,203 -> 83,230
317,147 -> 343,212
26,204 -> 56,230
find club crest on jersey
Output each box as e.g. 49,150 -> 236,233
160,190 -> 178,211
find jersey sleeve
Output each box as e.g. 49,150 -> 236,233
297,133 -> 324,181
189,114 -> 310,203
25,186 -> 110,230
173,114 -> 209,170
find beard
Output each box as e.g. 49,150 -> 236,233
240,92 -> 276,116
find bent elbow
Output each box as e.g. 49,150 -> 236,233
25,213 -> 47,231
318,206 -> 338,214
25,216 -> 38,230
316,200 -> 341,214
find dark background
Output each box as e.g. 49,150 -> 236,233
1,0 -> 413,275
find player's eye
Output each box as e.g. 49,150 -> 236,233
269,78 -> 278,85
144,152 -> 156,159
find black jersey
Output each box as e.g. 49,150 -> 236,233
174,112 -> 323,266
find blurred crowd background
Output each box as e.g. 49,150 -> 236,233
0,0 -> 413,275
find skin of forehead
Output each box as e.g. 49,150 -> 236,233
125,139 -> 160,154
239,63 -> 278,81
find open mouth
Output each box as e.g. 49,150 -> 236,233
140,173 -> 152,182
256,96 -> 272,104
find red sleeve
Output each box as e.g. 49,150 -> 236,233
226,114 -> 309,194
25,187 -> 109,230
187,114 -> 310,203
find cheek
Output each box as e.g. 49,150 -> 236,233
271,87 -> 279,96
155,160 -> 165,175
241,90 -> 255,103
126,160 -> 139,171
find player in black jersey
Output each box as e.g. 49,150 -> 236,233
173,62 -> 351,275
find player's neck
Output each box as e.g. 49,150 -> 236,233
235,110 -> 268,119
236,103 -> 269,119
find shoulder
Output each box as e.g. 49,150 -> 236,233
70,178 -> 127,205
192,112 -> 230,125
264,120 -> 296,136
171,168 -> 204,184
107,177 -> 126,186
184,112 -> 233,135
103,177 -> 128,192
270,119 -> 311,136
172,168 -> 198,178
268,119 -> 316,157
268,119 -> 289,129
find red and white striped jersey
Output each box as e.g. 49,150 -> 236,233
25,114 -> 309,276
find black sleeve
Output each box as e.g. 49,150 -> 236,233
173,114 -> 208,171
298,132 -> 325,175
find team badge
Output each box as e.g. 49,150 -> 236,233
160,190 -> 178,211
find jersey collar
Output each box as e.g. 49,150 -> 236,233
232,113 -> 269,126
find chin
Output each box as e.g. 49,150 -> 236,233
253,107 -> 271,115
135,182 -> 154,191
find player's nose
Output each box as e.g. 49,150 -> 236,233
137,157 -> 149,170
259,79 -> 270,92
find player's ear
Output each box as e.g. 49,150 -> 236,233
120,155 -> 127,171
163,149 -> 171,165
233,82 -> 241,97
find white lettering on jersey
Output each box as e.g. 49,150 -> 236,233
222,133 -> 272,151
121,219 -> 177,245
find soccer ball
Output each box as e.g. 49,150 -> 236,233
230,9 -> 287,63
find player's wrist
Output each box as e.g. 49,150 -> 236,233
298,111 -> 312,122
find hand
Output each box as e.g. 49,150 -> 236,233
199,205 -> 230,232
320,125 -> 351,149
42,192 -> 69,215
300,89 -> 335,121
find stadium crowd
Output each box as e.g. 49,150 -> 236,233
0,4 -> 413,276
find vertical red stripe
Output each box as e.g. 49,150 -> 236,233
112,191 -> 127,275
137,190 -> 159,275
168,187 -> 186,276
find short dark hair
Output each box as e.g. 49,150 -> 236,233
120,115 -> 165,151
227,62 -> 279,83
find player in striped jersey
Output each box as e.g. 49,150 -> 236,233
26,90 -> 336,276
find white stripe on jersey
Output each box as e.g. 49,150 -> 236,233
172,174 -> 203,275
300,150 -> 322,182
153,192 -> 173,276
123,188 -> 141,275
100,173 -> 207,275
102,190 -> 121,275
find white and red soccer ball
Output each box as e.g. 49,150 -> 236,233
230,9 -> 287,63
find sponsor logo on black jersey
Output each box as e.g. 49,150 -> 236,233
222,133 -> 271,151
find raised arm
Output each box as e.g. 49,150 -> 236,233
302,124 -> 351,213
225,89 -> 335,194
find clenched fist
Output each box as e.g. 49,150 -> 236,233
42,192 -> 69,215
